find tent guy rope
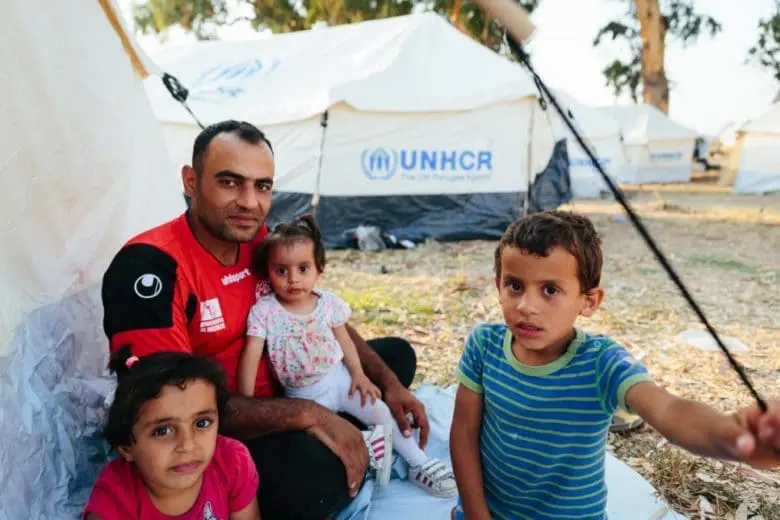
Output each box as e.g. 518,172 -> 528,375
475,0 -> 767,412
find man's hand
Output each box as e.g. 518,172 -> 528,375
305,409 -> 369,497
383,382 -> 430,449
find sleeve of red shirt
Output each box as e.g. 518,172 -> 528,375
220,436 -> 260,512
101,242 -> 192,357
82,461 -> 136,520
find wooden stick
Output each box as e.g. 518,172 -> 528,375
470,0 -> 537,44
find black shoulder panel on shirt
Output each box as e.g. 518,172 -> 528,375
185,293 -> 198,327
101,243 -> 179,339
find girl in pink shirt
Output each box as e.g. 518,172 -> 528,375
237,214 -> 456,499
83,346 -> 260,520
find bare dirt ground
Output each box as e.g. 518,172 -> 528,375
319,186 -> 779,519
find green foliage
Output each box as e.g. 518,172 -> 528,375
592,0 -> 721,102
130,0 -> 539,52
748,3 -> 780,82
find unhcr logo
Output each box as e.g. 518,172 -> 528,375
189,58 -> 281,103
361,148 -> 493,180
361,148 -> 398,180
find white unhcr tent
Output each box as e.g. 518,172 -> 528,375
0,4 -> 682,518
531,90 -> 625,198
144,13 -> 626,245
601,103 -> 697,184
0,0 -> 183,517
730,102 -> 780,194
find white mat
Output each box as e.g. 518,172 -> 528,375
336,385 -> 686,520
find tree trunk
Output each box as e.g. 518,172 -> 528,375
449,0 -> 462,25
634,0 -> 669,113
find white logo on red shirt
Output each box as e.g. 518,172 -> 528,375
200,298 -> 226,333
221,268 -> 251,286
133,273 -> 162,299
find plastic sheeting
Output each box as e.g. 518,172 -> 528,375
528,139 -> 573,213
335,385 -> 686,520
0,0 -> 183,517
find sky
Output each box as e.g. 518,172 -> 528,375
118,0 -> 780,137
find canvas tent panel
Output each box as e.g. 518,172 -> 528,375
637,140 -> 694,183
144,12 -> 538,127
528,95 -> 623,199
567,135 -> 623,198
0,0 -> 183,517
741,102 -> 780,135
317,102 -> 530,197
733,133 -> 780,194
155,115 -> 323,193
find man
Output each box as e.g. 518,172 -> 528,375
101,120 -> 431,519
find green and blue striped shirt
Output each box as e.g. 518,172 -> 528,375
456,323 -> 652,520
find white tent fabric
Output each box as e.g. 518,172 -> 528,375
0,0 -> 183,517
731,102 -> 780,194
601,103 -> 697,184
145,13 -> 540,199
0,5 -> 698,518
144,13 -> 624,201
531,90 -> 624,198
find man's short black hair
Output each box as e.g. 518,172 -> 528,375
192,120 -> 274,174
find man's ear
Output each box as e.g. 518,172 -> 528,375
117,445 -> 135,463
182,165 -> 197,198
579,287 -> 605,318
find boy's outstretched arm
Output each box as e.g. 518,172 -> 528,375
450,384 -> 491,520
628,382 -> 780,470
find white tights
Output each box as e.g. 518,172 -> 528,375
286,363 -> 429,467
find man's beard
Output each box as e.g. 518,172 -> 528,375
196,210 -> 260,243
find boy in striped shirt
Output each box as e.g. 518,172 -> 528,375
450,211 -> 780,520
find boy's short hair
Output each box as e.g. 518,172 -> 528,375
494,211 -> 603,292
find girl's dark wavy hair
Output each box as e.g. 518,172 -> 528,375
252,213 -> 327,279
103,345 -> 230,449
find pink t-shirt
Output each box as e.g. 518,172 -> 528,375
246,290 -> 351,390
83,435 -> 259,520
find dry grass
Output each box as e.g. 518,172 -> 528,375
319,190 -> 780,519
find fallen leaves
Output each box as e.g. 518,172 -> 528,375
321,197 -> 780,519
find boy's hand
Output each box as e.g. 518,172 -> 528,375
728,399 -> 780,469
349,372 -> 381,407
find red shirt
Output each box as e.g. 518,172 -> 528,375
83,435 -> 258,519
101,212 -> 277,396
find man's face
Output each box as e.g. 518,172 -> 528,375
183,132 -> 275,243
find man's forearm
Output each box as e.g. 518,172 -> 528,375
220,394 -> 324,440
346,322 -> 400,391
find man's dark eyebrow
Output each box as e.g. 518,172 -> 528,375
214,170 -> 273,186
214,170 -> 245,181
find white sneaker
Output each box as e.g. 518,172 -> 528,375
363,425 -> 393,487
408,458 -> 458,498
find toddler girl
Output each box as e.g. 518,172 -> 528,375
238,214 -> 456,498
84,346 -> 260,520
